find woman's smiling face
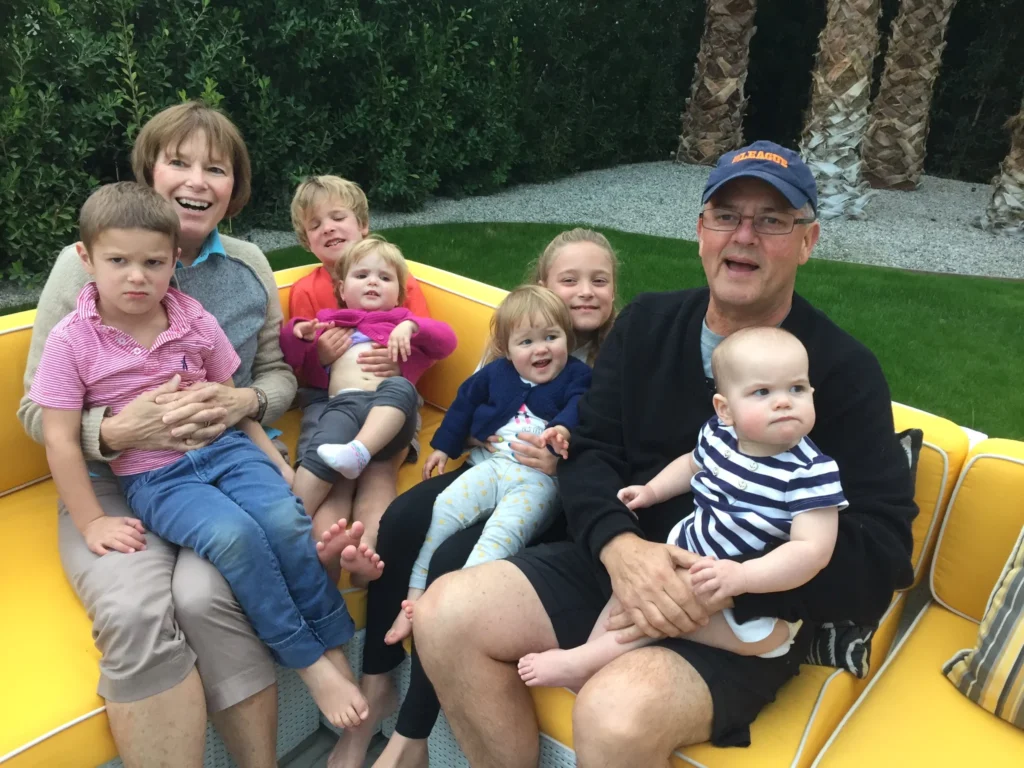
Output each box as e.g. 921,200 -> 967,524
150,130 -> 234,255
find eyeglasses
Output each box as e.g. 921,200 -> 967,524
700,208 -> 816,235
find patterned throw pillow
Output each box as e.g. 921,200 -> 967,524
943,525 -> 1024,729
803,427 -> 923,678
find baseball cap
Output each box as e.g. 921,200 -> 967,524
701,141 -> 818,214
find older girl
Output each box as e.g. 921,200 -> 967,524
328,228 -> 619,768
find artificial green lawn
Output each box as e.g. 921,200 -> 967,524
278,222 -> 1022,440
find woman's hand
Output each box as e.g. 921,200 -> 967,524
509,432 -> 559,476
317,326 -> 354,367
358,344 -> 402,378
467,435 -> 500,453
100,375 -> 226,453
154,381 -> 256,439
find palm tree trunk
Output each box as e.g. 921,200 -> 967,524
979,98 -> 1024,234
799,0 -> 882,218
861,0 -> 959,190
676,0 -> 758,165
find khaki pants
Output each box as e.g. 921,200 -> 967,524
58,468 -> 276,711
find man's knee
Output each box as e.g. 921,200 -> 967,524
172,553 -> 234,628
573,649 -> 712,757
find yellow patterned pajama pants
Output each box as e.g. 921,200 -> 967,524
409,454 -> 559,590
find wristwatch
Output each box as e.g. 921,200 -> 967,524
253,387 -> 268,423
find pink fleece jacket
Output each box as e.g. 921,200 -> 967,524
282,307 -> 457,389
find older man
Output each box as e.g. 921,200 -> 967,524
412,141 -> 917,767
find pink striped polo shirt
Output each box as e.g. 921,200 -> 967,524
30,283 -> 241,475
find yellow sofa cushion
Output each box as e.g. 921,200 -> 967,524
891,403 -> 969,587
931,439 -> 1024,621
813,603 -> 1024,767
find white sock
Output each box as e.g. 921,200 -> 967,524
316,440 -> 371,479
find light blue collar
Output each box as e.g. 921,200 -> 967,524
178,230 -> 226,269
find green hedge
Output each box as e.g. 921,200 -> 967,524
2,0 -> 1021,284
0,0 -> 703,283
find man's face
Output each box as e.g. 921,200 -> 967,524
697,177 -> 820,316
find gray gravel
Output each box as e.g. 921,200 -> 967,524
248,161 -> 1024,280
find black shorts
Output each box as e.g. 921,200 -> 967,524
509,541 -> 808,748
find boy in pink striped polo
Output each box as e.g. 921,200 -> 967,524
30,183 -> 370,729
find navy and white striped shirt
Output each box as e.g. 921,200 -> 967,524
678,418 -> 848,560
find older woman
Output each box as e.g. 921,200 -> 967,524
19,102 -> 293,768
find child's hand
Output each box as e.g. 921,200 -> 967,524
690,557 -> 747,601
616,484 -> 657,512
387,321 -> 417,363
422,450 -> 449,480
540,426 -> 571,459
294,320 -> 334,341
83,516 -> 147,556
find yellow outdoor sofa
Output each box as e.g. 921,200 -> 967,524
811,438 -> 1024,768
0,261 -> 1004,767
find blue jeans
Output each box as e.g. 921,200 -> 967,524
121,430 -> 355,669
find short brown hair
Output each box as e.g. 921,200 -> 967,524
131,101 -> 252,218
332,235 -> 408,307
79,182 -> 180,252
484,285 -> 574,364
291,176 -> 370,249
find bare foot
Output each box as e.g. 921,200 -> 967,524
326,674 -> 399,768
316,518 -> 365,567
339,542 -> 385,581
297,656 -> 370,729
372,732 -> 429,768
384,601 -> 416,645
517,649 -> 596,692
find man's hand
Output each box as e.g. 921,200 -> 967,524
616,484 -> 658,512
690,557 -> 748,602
157,382 -> 254,438
600,534 -> 707,640
317,326 -> 355,367
422,450 -> 449,480
83,516 -> 147,556
387,320 -> 417,363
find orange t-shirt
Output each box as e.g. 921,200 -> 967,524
288,265 -> 430,320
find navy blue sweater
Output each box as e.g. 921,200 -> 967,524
431,357 -> 592,458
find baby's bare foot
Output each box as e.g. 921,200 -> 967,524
339,542 -> 384,581
385,604 -> 415,645
518,650 -> 594,692
316,519 -> 365,567
298,656 -> 370,728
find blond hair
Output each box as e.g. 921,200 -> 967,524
528,228 -> 619,364
711,326 -> 806,390
290,175 -> 370,249
332,234 -> 408,307
79,182 -> 180,253
131,101 -> 252,218
483,285 -> 575,364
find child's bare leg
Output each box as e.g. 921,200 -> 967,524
317,406 -> 407,479
518,596 -> 654,691
292,466 -> 335,518
385,586 -> 424,645
681,612 -> 791,657
307,476 -> 358,583
296,653 -> 369,729
351,449 -> 405,549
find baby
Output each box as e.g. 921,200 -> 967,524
519,326 -> 845,690
388,285 -> 592,643
282,236 -> 456,542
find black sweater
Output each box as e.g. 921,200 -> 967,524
559,289 -> 917,627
